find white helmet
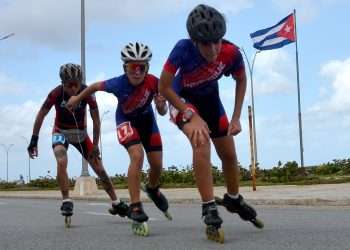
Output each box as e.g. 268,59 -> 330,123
121,42 -> 152,62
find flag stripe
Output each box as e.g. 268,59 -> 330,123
250,13 -> 295,51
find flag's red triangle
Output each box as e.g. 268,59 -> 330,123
277,15 -> 295,41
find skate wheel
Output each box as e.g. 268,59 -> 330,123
132,222 -> 149,236
251,218 -> 264,229
214,196 -> 224,206
206,225 -> 224,244
164,211 -> 173,221
64,216 -> 71,228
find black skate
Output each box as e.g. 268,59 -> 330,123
108,200 -> 129,218
141,183 -> 172,220
60,200 -> 73,228
202,202 -> 224,244
215,194 -> 264,229
128,202 -> 149,236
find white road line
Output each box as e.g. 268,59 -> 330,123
83,211 -> 159,221
87,203 -> 109,206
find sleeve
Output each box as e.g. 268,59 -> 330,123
100,77 -> 119,94
162,40 -> 187,74
42,88 -> 58,109
229,49 -> 246,79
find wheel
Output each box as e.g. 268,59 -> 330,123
64,216 -> 71,228
206,225 -> 224,244
131,221 -> 150,236
251,218 -> 264,229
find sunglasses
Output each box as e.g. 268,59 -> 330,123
124,63 -> 148,74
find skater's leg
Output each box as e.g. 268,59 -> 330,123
88,156 -> 117,200
183,125 -> 214,202
143,151 -> 171,216
127,144 -> 144,204
53,145 -> 70,199
212,136 -> 239,195
146,151 -> 162,188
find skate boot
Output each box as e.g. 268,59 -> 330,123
128,202 -> 149,236
60,200 -> 73,228
141,183 -> 172,220
108,200 -> 129,218
215,194 -> 264,229
202,202 -> 224,244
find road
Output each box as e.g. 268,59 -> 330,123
1,199 -> 349,250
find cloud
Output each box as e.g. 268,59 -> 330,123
0,0 -> 253,50
271,0 -> 345,22
0,72 -> 28,95
253,50 -> 294,95
310,58 -> 350,113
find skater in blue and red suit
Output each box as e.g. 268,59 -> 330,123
27,63 -> 129,218
159,4 -> 263,240
66,42 -> 170,225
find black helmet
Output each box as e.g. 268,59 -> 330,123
186,4 -> 226,43
59,63 -> 82,83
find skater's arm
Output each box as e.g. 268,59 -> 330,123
228,73 -> 247,136
89,107 -> 101,147
159,71 -> 187,113
66,81 -> 103,111
28,105 -> 51,158
159,70 -> 210,147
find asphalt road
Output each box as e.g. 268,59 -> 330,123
1,199 -> 349,250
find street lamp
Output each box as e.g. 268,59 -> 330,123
0,33 -> 14,41
0,143 -> 14,182
19,136 -> 31,182
100,110 -> 110,160
241,47 -> 261,181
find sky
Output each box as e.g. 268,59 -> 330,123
0,0 -> 349,182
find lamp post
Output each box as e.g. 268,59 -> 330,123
0,33 -> 14,41
0,144 -> 14,182
241,47 -> 261,185
19,136 -> 31,182
100,110 -> 110,160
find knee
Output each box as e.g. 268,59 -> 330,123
129,150 -> 144,168
56,158 -> 67,169
220,151 -> 236,164
193,143 -> 210,161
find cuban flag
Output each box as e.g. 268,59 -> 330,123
250,14 -> 295,51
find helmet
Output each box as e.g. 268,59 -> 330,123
59,63 -> 82,83
121,42 -> 152,62
186,4 -> 226,43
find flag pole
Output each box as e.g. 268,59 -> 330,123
293,9 -> 304,168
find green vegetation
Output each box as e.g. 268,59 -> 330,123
1,158 -> 350,190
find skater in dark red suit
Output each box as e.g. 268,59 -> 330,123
27,63 -> 128,225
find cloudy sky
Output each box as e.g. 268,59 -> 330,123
0,0 -> 349,182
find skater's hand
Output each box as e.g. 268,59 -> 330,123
27,145 -> 38,159
89,145 -> 101,160
27,135 -> 39,159
183,114 -> 210,147
154,93 -> 166,107
154,93 -> 167,115
227,118 -> 241,136
65,96 -> 80,112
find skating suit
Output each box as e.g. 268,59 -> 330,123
163,39 -> 245,138
43,84 -> 96,159
100,74 -> 162,152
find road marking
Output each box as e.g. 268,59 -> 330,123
83,211 -> 159,221
87,203 -> 109,206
